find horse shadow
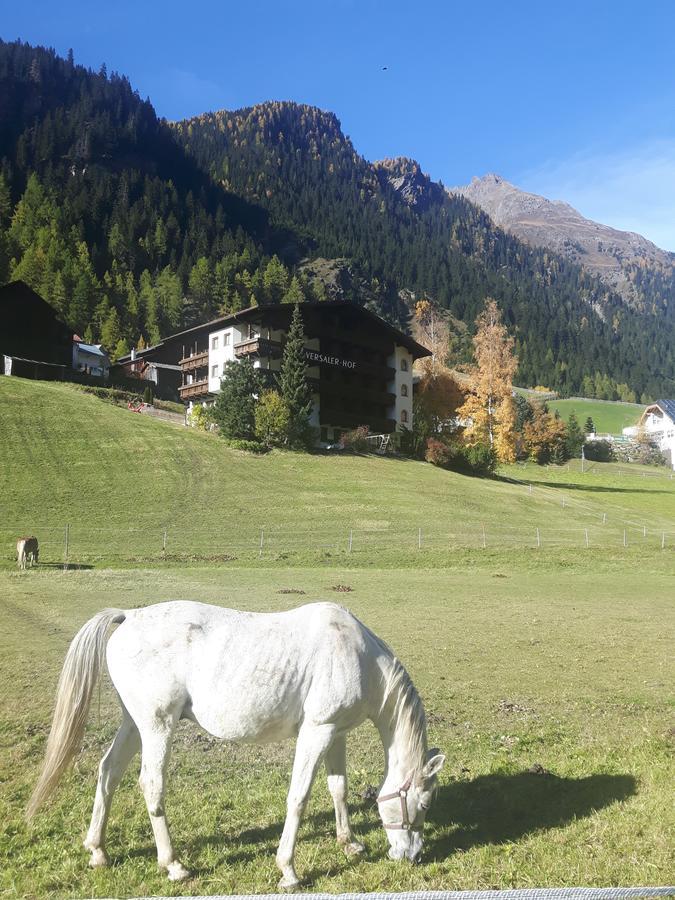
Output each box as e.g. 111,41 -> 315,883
175,769 -> 635,873
424,770 -> 636,859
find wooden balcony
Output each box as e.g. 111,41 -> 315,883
178,379 -> 210,400
234,337 -> 282,359
179,350 -> 208,371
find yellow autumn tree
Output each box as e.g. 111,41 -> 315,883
458,298 -> 518,463
412,298 -> 450,378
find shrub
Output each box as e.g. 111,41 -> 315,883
457,442 -> 498,475
143,384 -> 154,405
583,439 -> 614,462
339,425 -> 370,452
255,390 -> 290,448
187,404 -> 214,431
425,438 -> 452,466
223,438 -> 268,453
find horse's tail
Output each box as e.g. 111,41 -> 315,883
26,608 -> 126,819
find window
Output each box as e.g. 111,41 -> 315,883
401,358 -> 408,372
224,332 -> 231,346
401,383 -> 408,397
211,336 -> 219,350
400,409 -> 408,424
211,364 -> 219,378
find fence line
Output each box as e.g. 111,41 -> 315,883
2,521 -> 673,565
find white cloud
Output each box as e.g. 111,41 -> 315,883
517,139 -> 675,253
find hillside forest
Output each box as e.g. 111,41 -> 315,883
1,39 -> 674,401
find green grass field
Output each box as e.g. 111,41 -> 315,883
0,377 -> 673,898
550,398 -> 642,434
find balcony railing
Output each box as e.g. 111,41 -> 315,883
178,379 -> 210,400
234,337 -> 282,359
179,350 -> 208,371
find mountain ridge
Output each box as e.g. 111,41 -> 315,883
1,42 -> 674,399
451,173 -> 675,311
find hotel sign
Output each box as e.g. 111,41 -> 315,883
304,348 -> 357,370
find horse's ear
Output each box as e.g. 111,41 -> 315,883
422,749 -> 445,782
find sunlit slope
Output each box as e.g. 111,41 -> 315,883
0,378 -> 672,562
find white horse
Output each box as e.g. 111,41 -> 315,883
27,601 -> 444,888
17,536 -> 39,569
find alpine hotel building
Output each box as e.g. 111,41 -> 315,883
121,302 -> 430,443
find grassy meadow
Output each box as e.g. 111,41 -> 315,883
550,398 -> 642,434
0,377 -> 673,898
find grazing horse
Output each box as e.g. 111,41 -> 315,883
17,536 -> 39,570
27,601 -> 444,887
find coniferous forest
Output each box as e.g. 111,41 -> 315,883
1,39 -> 674,400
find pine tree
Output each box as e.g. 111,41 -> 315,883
565,412 -> 585,458
280,303 -> 313,448
211,358 -> 262,441
584,416 -> 595,434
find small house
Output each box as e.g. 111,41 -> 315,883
623,400 -> 675,469
72,341 -> 110,378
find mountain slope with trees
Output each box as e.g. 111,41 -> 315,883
1,40 -> 673,399
174,104 -> 674,399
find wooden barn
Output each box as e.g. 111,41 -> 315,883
0,281 -> 74,370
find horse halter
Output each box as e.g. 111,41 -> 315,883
376,775 -> 421,831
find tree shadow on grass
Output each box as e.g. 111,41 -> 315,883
494,474 -> 666,495
424,770 -> 637,860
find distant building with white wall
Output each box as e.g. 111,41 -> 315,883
141,302 -> 429,443
72,341 -> 110,378
623,400 -> 675,469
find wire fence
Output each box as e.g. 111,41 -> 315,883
3,519 -> 674,566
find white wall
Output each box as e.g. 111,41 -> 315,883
207,327 -> 236,392
388,345 -> 414,430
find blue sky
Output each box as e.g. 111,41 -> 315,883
5,0 -> 675,249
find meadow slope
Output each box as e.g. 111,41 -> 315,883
0,376 -> 673,898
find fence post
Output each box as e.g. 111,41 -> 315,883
643,525 -> 647,538
163,528 -> 167,555
562,496 -> 566,509
536,527 -> 540,548
348,529 -> 353,553
481,524 -> 486,549
63,522 -> 69,571
623,529 -> 627,547
585,528 -> 589,549
662,532 -> 666,550
418,527 -> 422,550
602,512 -> 607,525
259,528 -> 264,558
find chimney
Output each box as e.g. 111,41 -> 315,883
131,347 -> 136,361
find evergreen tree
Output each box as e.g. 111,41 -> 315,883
565,412 -> 585,458
211,358 -> 262,441
584,416 -> 595,434
279,303 -> 313,448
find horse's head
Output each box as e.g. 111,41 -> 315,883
377,749 -> 445,863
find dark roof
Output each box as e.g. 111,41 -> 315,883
649,399 -> 675,422
119,301 -> 430,361
0,281 -> 74,365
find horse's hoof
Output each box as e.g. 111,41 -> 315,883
88,848 -> 109,868
278,875 -> 301,892
166,861 -> 190,881
344,840 -> 365,856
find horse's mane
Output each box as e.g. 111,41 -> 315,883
363,623 -> 428,775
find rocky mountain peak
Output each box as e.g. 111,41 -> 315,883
451,174 -> 675,309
